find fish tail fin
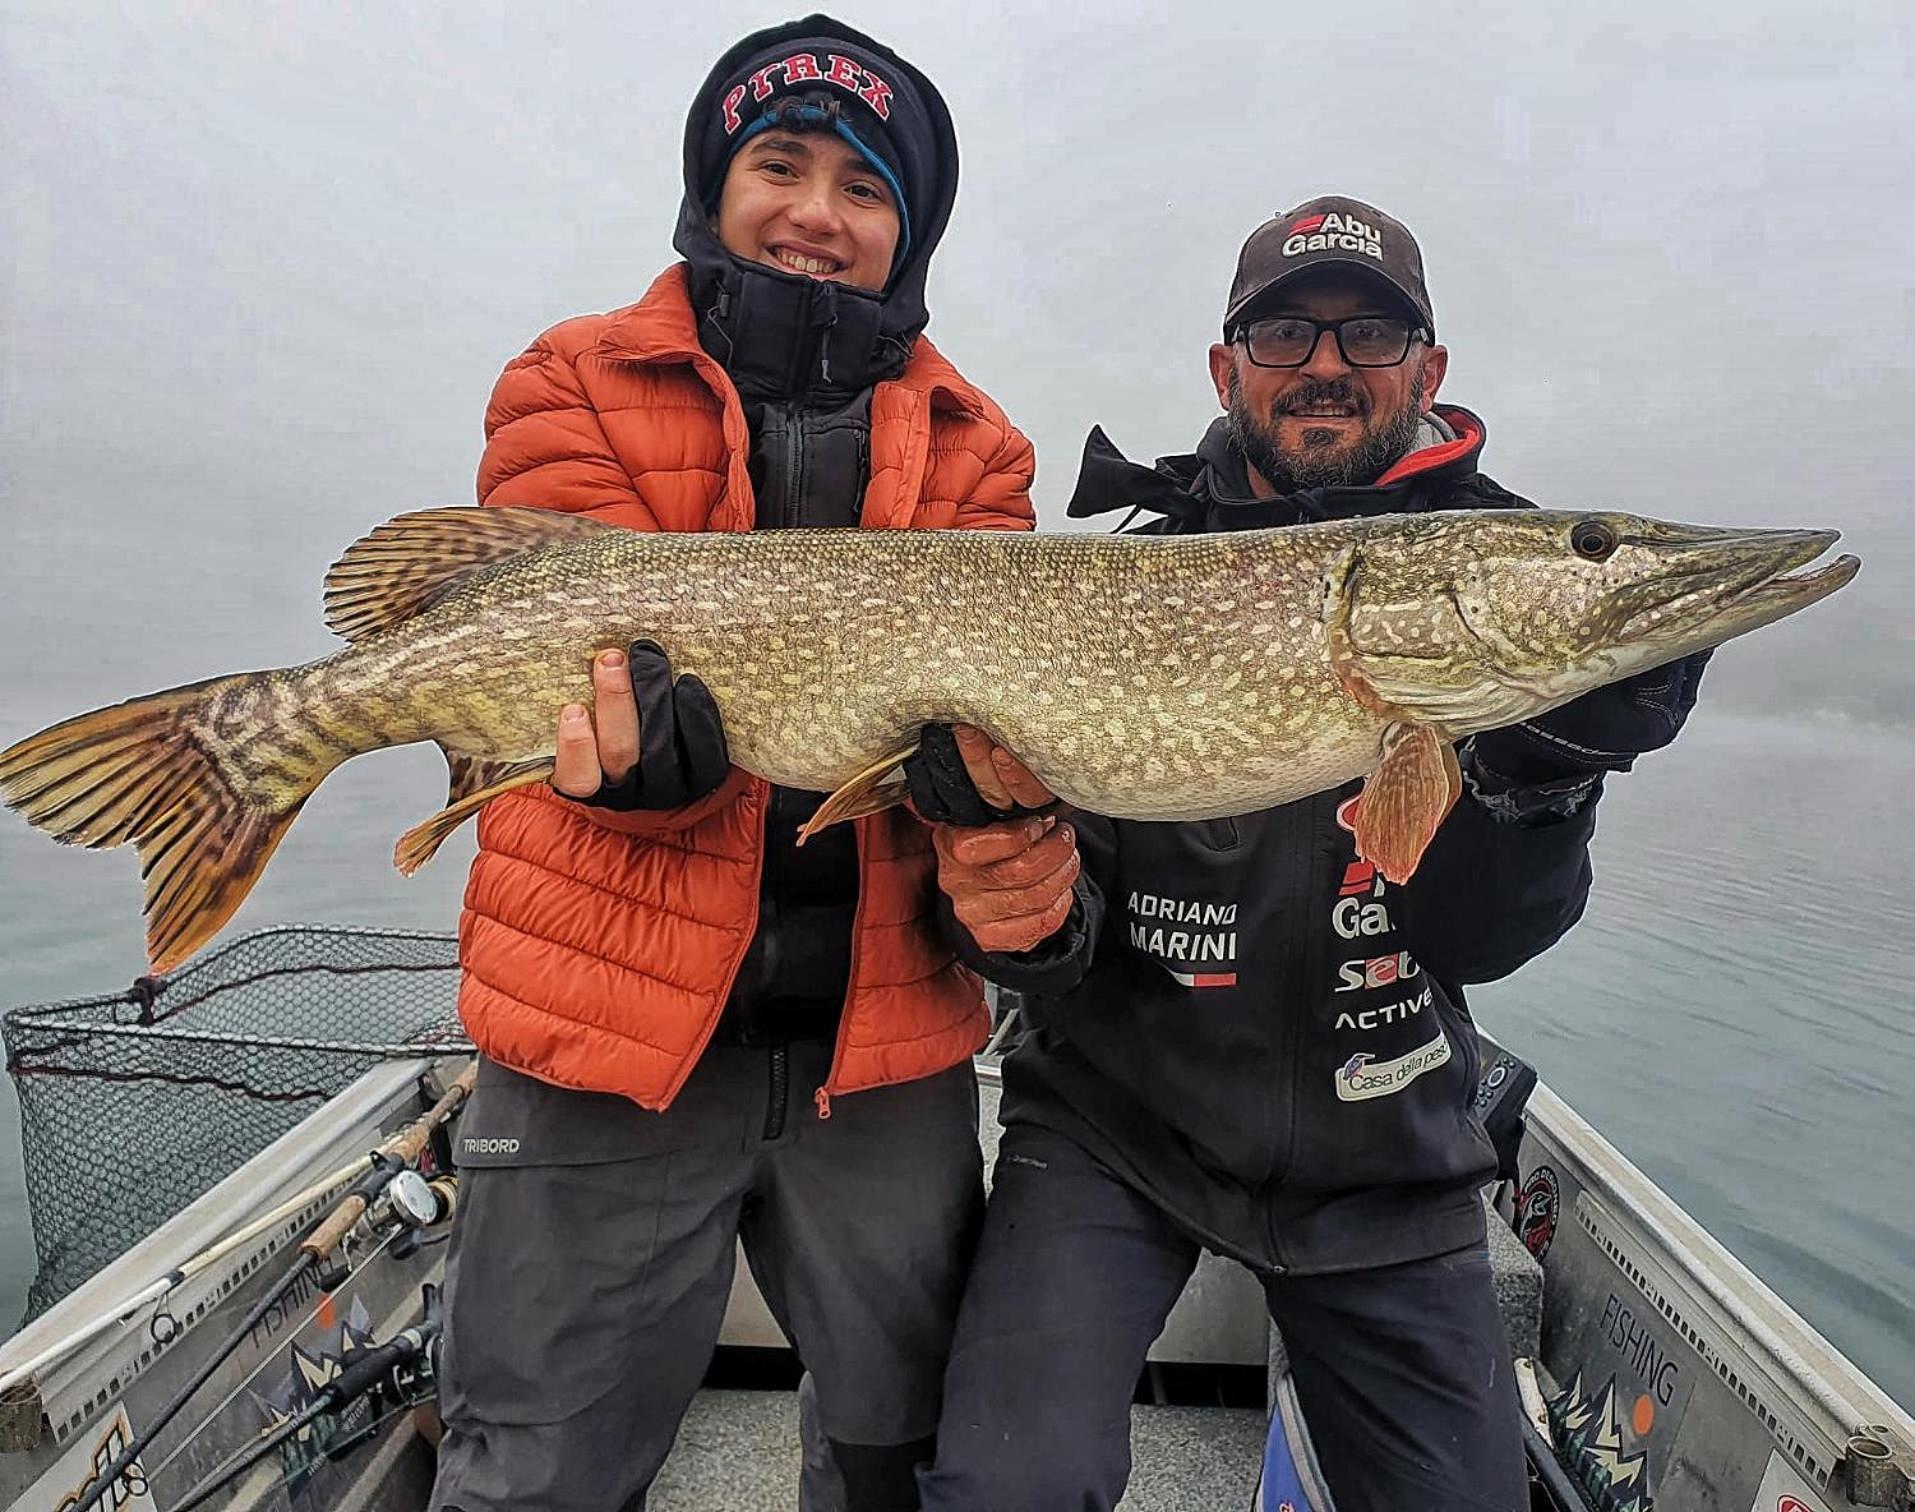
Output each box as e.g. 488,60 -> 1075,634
0,672 -> 344,973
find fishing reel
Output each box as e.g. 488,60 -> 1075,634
366,1168 -> 457,1248
318,1162 -> 460,1288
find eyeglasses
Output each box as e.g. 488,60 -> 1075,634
1235,315 -> 1426,369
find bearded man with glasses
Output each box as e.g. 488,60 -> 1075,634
908,197 -> 1715,1510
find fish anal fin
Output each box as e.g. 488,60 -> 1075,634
324,507 -> 614,643
1351,723 -> 1463,885
394,759 -> 556,875
440,745 -> 556,806
796,740 -> 920,845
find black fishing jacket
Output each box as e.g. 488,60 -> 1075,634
956,407 -> 1602,1274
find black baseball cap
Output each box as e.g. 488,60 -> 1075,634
1223,195 -> 1434,340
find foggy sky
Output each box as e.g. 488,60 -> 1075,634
3,0 -> 1912,729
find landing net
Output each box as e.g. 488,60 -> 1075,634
2,925 -> 470,1319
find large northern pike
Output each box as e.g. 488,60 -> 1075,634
0,506 -> 1857,973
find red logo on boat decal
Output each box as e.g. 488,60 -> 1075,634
1517,1165 -> 1560,1261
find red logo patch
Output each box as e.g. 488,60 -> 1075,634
1290,213 -> 1326,234
1335,794 -> 1362,836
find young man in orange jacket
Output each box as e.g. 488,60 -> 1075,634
428,17 -> 1034,1512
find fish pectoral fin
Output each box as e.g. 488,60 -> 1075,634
394,759 -> 557,875
797,740 -> 920,845
1351,723 -> 1463,885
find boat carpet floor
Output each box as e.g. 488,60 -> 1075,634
648,1388 -> 1267,1510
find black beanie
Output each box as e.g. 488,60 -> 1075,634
692,26 -> 942,267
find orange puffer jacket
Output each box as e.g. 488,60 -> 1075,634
458,265 -> 1036,1113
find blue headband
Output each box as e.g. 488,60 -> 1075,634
733,105 -> 912,265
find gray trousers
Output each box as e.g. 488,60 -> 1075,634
920,1121 -> 1527,1512
429,1046 -> 983,1512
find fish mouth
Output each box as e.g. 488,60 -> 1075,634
1619,528 -> 1860,647
1723,545 -> 1860,610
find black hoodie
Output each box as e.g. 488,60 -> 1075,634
672,14 -> 958,403
954,410 -> 1604,1275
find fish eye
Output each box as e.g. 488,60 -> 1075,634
1571,519 -> 1618,560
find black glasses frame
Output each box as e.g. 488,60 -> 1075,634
1235,315 -> 1428,369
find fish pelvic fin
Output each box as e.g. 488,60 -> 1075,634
0,673 -> 343,974
796,739 -> 920,845
1351,722 -> 1463,885
323,506 -> 615,643
395,759 -> 557,875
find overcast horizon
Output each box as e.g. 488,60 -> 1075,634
4,0 -> 1911,732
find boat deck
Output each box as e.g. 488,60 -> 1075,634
648,1391 -> 1266,1510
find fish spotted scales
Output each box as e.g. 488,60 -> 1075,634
0,504 -> 1857,974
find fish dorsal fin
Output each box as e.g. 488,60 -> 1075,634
323,507 -> 614,643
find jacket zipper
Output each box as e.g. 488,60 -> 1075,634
781,405 -> 804,529
764,1045 -> 790,1141
757,794 -> 784,1003
656,781 -> 767,1110
1262,799 -> 1329,1276
816,819 -> 867,1120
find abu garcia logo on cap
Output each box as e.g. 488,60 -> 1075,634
1283,210 -> 1384,261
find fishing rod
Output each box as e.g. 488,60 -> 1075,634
170,1285 -> 443,1512
0,1155 -> 377,1398
66,1061 -> 475,1512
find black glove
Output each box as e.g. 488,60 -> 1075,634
1471,649 -> 1712,785
581,640 -> 731,812
902,723 -> 1052,827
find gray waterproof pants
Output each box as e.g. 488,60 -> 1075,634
429,1046 -> 983,1512
919,1121 -> 1528,1511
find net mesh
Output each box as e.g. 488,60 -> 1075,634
3,925 -> 471,1320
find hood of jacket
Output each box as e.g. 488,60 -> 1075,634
671,14 -> 960,402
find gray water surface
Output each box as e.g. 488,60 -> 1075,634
0,708 -> 1907,1412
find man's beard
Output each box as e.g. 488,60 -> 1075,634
1226,363 -> 1428,495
